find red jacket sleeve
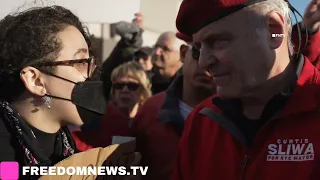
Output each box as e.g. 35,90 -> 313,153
292,23 -> 320,70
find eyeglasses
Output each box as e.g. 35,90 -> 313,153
32,57 -> 97,78
112,82 -> 140,91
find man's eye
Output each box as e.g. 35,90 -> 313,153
163,46 -> 170,51
213,40 -> 230,48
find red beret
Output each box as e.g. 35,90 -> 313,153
176,32 -> 193,43
176,0 -> 267,36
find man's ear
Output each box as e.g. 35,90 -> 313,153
20,66 -> 47,96
180,44 -> 189,63
267,10 -> 286,49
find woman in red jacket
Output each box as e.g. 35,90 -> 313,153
72,61 -> 152,151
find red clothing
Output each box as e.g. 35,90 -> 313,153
133,75 -> 185,180
172,57 -> 320,180
292,25 -> 320,69
72,102 -> 133,152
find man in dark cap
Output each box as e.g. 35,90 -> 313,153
172,0 -> 320,179
134,46 -> 154,74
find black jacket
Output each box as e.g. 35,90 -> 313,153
150,68 -> 175,95
0,114 -> 77,180
100,21 -> 143,99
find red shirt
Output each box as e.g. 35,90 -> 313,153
292,25 -> 320,70
172,57 -> 320,180
72,102 -> 133,151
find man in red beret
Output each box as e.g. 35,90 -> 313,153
172,0 -> 320,179
133,32 -> 215,180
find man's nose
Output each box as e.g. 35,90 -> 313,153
154,47 -> 162,56
198,52 -> 216,72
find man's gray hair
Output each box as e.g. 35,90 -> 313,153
159,31 -> 185,51
249,0 -> 294,54
174,38 -> 186,51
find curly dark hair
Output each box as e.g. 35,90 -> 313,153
0,5 -> 92,102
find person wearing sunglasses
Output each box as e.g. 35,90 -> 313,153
111,61 -> 152,119
72,61 -> 151,151
0,6 -> 110,179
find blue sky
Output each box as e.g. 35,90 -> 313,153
290,0 -> 309,22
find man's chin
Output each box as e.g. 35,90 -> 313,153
197,82 -> 214,89
193,82 -> 214,92
216,87 -> 238,100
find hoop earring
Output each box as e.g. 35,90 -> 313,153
42,95 -> 52,109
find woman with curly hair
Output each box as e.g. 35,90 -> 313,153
0,5 -> 108,178
72,61 -> 152,151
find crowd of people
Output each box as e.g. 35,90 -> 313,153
1,0 -> 320,179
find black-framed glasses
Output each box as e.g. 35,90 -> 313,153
112,82 -> 140,91
32,57 -> 97,78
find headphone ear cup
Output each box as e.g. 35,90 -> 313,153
192,46 -> 200,61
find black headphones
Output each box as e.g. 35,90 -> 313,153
286,0 -> 308,60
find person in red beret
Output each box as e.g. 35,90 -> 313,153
132,32 -> 215,180
172,0 -> 320,179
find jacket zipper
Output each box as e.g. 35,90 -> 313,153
240,154 -> 249,180
239,117 -> 279,180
